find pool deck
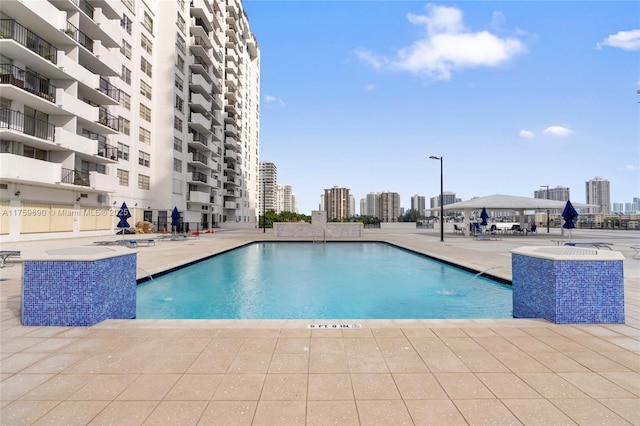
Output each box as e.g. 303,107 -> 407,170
1,228 -> 638,425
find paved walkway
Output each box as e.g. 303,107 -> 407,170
1,228 -> 638,425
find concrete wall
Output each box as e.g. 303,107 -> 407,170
274,210 -> 363,238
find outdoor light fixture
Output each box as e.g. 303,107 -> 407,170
76,197 -> 81,202
14,191 -> 20,197
429,155 -> 444,242
540,185 -> 550,233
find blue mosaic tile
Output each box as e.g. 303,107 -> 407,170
512,253 -> 624,324
22,254 -> 136,326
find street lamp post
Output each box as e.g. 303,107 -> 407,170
540,185 -> 550,233
429,155 -> 444,242
262,178 -> 266,233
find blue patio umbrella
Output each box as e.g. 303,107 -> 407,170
480,207 -> 489,226
116,202 -> 131,239
171,207 -> 180,233
562,200 -> 578,239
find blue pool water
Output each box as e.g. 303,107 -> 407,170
136,242 -> 512,319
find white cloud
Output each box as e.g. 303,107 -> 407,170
365,84 -> 376,91
519,129 -> 535,139
623,164 -> 638,171
542,126 -> 573,137
265,95 -> 285,105
596,29 -> 640,51
356,4 -> 527,81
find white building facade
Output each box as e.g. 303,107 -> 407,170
0,0 -> 259,241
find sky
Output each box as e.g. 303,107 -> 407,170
243,1 -> 640,215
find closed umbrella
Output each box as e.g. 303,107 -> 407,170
562,200 -> 579,240
171,207 -> 180,234
480,207 -> 489,226
116,202 -> 131,239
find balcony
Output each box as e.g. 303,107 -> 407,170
98,107 -> 118,131
0,20 -> 58,65
97,140 -> 118,161
190,36 -> 211,60
189,111 -> 211,135
0,109 -> 54,142
189,72 -> 212,93
188,190 -> 210,204
0,64 -> 56,103
189,151 -> 208,166
64,22 -> 94,53
98,77 -> 119,102
0,154 -> 61,185
61,167 -> 90,186
189,171 -> 208,184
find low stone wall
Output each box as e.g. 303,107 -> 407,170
274,222 -> 363,238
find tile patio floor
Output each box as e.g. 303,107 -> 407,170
1,228 -> 638,425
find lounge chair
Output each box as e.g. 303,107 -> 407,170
453,224 -> 464,234
564,242 -> 613,250
0,251 -> 20,268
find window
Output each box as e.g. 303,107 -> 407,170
177,13 -> 186,34
120,14 -> 132,35
138,174 -> 150,190
173,137 -> 182,152
118,117 -> 130,135
138,151 -> 150,167
120,39 -> 131,59
139,104 -> 151,121
173,158 -> 182,172
176,34 -> 185,53
174,116 -> 182,131
117,169 -> 129,186
175,95 -> 183,112
140,80 -> 152,100
139,127 -> 151,144
141,34 -> 152,54
119,91 -> 130,110
117,142 -> 129,160
121,65 -> 131,84
23,145 -> 48,160
142,11 -> 154,34
175,76 -> 183,91
140,57 -> 152,78
176,55 -> 184,73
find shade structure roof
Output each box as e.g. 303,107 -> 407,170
430,194 -> 596,211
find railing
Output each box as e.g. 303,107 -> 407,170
97,141 -> 118,160
98,77 -> 120,102
194,18 -> 210,36
0,108 -> 55,141
64,22 -> 94,52
0,20 -> 58,64
189,130 -> 208,146
190,171 -> 208,183
78,0 -> 95,19
98,107 -> 119,131
190,151 -> 208,165
61,168 -> 90,186
0,64 -> 57,103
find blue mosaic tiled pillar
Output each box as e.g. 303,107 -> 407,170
512,248 -> 624,324
22,253 -> 136,326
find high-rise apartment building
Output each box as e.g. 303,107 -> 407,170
363,192 -> 380,217
258,161 -> 277,213
534,186 -> 569,214
323,186 -> 350,220
411,194 -> 425,216
0,0 -> 259,241
430,192 -> 458,217
276,183 -> 292,213
585,176 -> 611,214
379,192 -> 400,222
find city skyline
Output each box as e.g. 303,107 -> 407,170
245,1 -> 639,215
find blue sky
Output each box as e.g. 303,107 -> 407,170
243,1 -> 640,214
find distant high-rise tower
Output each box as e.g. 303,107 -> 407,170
276,184 -> 293,213
411,195 -> 426,216
324,186 -> 350,220
379,192 -> 400,222
259,162 -> 277,213
365,192 -> 381,217
534,186 -> 570,214
585,177 -> 611,214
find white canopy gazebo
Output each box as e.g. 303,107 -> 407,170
427,194 -> 596,236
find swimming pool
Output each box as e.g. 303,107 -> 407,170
136,242 -> 512,319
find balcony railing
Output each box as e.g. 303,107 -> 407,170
61,168 -> 90,186
98,77 -> 120,102
0,108 -> 55,141
190,151 -> 208,165
189,129 -> 208,146
64,22 -> 94,52
0,20 -> 58,65
0,64 -> 56,103
98,107 -> 119,131
97,141 -> 118,160
190,171 -> 208,183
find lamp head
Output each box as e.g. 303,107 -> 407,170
429,155 -> 441,160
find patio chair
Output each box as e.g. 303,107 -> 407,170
453,224 -> 464,234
